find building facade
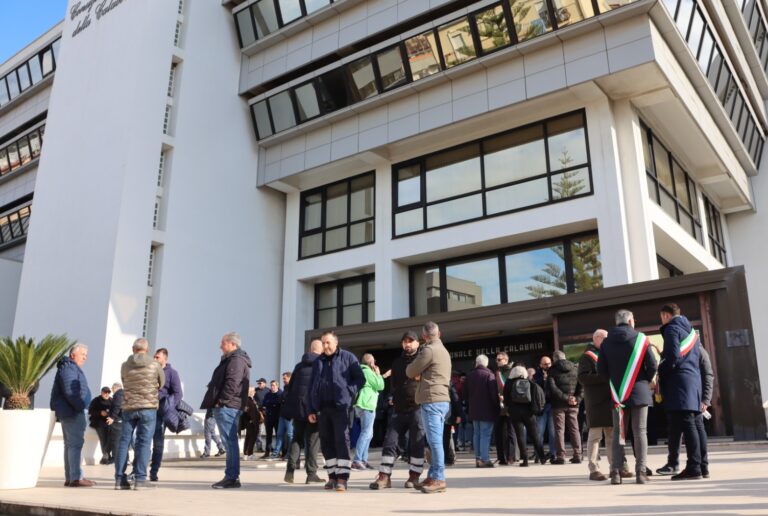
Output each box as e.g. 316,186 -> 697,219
1,0 -> 766,440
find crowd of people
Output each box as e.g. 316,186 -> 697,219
48,303 -> 713,492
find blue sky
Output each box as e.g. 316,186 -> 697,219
1,1 -> 68,64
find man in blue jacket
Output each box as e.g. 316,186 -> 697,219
149,347 -> 183,481
50,343 -> 94,487
657,303 -> 703,481
308,331 -> 365,492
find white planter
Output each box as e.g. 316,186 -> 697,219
0,409 -> 55,489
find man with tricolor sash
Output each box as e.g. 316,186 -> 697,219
597,309 -> 658,485
657,303 -> 703,481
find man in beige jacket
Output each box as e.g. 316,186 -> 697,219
406,321 -> 452,494
114,338 -> 164,490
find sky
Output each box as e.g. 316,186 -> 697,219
0,1 -> 68,64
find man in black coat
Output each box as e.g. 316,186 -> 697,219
598,309 -> 658,485
282,339 -> 325,485
201,332 -> 252,489
548,350 -> 582,464
657,303 -> 703,481
370,331 -> 427,490
578,329 -> 613,480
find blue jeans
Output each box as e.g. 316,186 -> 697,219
115,409 -> 156,482
421,402 -> 450,481
214,407 -> 242,480
473,420 -> 494,462
60,412 -> 86,483
274,417 -> 293,456
149,418 -> 165,478
353,407 -> 376,463
203,411 -> 223,455
536,403 -> 556,456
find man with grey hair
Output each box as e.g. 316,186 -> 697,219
114,338 -> 165,490
598,310 -> 658,485
201,332 -> 251,489
466,354 -> 500,468
407,322 -> 452,493
50,343 -> 94,487
548,350 -> 582,464
578,328 -> 614,480
352,352 -> 384,470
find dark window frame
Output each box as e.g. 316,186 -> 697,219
408,231 -> 601,316
657,255 -> 683,277
234,0 -> 334,49
0,124 -> 45,178
703,196 -> 727,264
313,273 -> 375,328
0,193 -> 33,248
391,109 -> 593,238
298,170 -> 376,259
0,38 -> 60,109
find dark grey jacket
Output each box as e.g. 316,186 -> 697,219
548,359 -> 582,409
201,349 -> 252,410
699,346 -> 714,407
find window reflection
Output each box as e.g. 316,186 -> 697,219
475,6 -> 511,54
551,0 -> 595,26
413,266 -> 442,316
571,235 -> 602,292
445,257 -> 501,310
405,31 -> 441,80
510,0 -> 552,42
484,126 -> 546,187
236,9 -> 257,47
295,82 -> 320,122
376,47 -> 407,90
551,168 -> 589,199
268,90 -> 296,133
315,274 -> 374,328
348,57 -> 378,102
303,193 -> 322,231
305,0 -> 330,13
438,18 -> 476,68
0,38 -> 59,108
350,174 -> 374,221
427,194 -> 484,228
253,101 -> 273,139
253,0 -> 279,38
278,0 -> 302,24
397,165 -> 421,207
505,244 -> 566,301
486,178 -> 548,214
425,145 -> 482,203
325,182 -> 348,228
652,138 -> 673,192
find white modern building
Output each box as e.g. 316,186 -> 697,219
1,0 -> 766,442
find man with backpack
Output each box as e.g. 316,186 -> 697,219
578,329 -> 614,481
504,365 -> 546,466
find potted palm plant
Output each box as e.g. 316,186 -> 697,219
0,335 -> 74,489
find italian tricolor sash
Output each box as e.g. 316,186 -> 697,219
609,332 -> 650,444
585,350 -> 599,363
679,329 -> 698,357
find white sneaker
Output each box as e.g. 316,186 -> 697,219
243,455 -> 253,461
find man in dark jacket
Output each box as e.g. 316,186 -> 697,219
465,354 -> 499,468
253,378 -> 268,452
598,309 -> 658,485
282,339 -> 324,484
656,303 -> 703,481
493,352 -> 517,465
578,329 -> 613,480
262,380 -> 283,458
308,331 -> 365,492
88,387 -> 113,464
201,332 -> 252,489
370,331 -> 426,490
549,350 -> 583,464
149,348 -> 183,482
533,355 -> 556,461
106,382 -> 125,471
50,343 -> 94,487
114,338 -> 165,490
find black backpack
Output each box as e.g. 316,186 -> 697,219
509,379 -> 532,404
531,382 -> 545,416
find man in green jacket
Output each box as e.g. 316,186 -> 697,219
351,353 -> 384,470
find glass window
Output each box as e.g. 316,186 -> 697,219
652,138 -> 673,191
376,47 -> 407,91
253,0 -> 279,37
640,125 -> 652,172
236,9 -> 257,47
278,0 -> 302,24
17,65 -> 31,91
675,0 -> 694,34
697,28 -> 714,74
413,266 -> 442,315
28,57 -> 43,84
397,165 -> 421,207
510,0 -> 552,42
484,125 -> 546,187
268,90 -> 296,133
570,235 -> 602,292
426,194 -> 483,228
445,257 -> 501,310
438,18 -> 476,68
405,31 -> 441,81
551,0 -> 595,27
475,5 -> 511,54
253,101 -> 273,139
18,138 -> 31,166
29,131 -> 42,159
367,277 -> 375,322
0,78 -> 8,105
316,68 -> 352,113
395,208 -> 423,235
0,149 -> 9,175
305,0 -> 330,13
41,49 -> 54,76
299,172 -> 375,258
486,177 -> 549,214
706,48 -> 722,89
672,161 -> 691,211
687,8 -> 704,57
294,82 -> 320,122
551,167 -> 590,199
425,144 -> 481,202
505,244 -> 566,301
7,143 -> 19,170
6,71 -> 19,99
52,39 -> 60,62
348,57 -> 378,102
547,113 -> 588,170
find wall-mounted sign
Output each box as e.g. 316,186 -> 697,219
70,0 -> 127,38
725,329 -> 750,348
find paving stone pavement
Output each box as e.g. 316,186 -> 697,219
1,445 -> 767,515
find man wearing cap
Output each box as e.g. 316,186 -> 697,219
370,331 -> 426,490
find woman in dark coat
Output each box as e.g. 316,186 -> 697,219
504,366 -> 546,466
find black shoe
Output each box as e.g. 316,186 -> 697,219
551,457 -> 565,465
656,464 -> 679,476
569,457 -> 582,464
149,475 -> 158,482
636,473 -> 649,484
610,471 -> 622,485
215,449 -> 226,457
115,479 -> 131,490
99,457 -> 108,465
284,469 -> 294,483
133,480 -> 154,490
702,469 -> 710,479
645,467 -> 653,476
200,452 -> 210,458
671,469 -> 702,481
212,477 -> 241,489
306,472 -> 325,484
